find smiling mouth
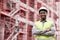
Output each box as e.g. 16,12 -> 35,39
41,15 -> 46,18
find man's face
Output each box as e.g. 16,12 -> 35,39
39,11 -> 47,20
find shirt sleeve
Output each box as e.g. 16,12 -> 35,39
32,25 -> 40,35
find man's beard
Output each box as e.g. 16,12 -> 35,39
41,15 -> 46,21
42,18 -> 46,20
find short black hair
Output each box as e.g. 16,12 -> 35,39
39,9 -> 48,14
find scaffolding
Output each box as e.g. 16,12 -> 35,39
0,0 -> 60,40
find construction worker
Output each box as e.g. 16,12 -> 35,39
32,7 -> 56,40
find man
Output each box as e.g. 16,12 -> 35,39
32,7 -> 56,40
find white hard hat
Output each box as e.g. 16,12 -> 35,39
38,7 -> 48,13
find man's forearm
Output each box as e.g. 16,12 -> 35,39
40,31 -> 55,36
33,30 -> 55,36
33,30 -> 46,35
33,31 -> 42,35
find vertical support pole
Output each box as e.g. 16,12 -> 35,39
0,20 -> 4,40
25,0 -> 29,40
32,0 -> 37,40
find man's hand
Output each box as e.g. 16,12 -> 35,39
39,29 -> 51,35
46,29 -> 51,32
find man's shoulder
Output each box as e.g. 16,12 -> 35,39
34,21 -> 40,25
47,20 -> 54,24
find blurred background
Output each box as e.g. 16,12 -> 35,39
0,0 -> 60,40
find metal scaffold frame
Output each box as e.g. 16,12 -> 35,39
0,0 -> 59,40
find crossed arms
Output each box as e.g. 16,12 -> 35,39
32,25 -> 56,36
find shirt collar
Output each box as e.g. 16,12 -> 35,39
40,20 -> 47,22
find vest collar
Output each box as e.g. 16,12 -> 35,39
40,20 -> 47,22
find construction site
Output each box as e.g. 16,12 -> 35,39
0,0 -> 60,40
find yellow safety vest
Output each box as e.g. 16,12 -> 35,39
35,20 -> 55,40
